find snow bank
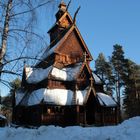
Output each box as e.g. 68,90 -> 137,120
0,117 -> 140,140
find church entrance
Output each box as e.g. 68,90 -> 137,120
86,91 -> 96,125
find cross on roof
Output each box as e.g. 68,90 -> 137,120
83,52 -> 87,62
90,77 -> 94,87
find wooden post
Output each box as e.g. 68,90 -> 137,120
83,52 -> 87,63
84,106 -> 87,125
12,90 -> 16,123
102,107 -> 105,126
115,107 -> 118,124
90,77 -> 94,87
76,105 -> 80,124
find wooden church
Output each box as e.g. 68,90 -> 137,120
12,1 -> 118,126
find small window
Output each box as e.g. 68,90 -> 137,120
47,108 -> 51,114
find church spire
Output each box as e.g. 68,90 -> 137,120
59,0 -> 67,12
55,1 -> 67,21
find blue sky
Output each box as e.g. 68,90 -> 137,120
37,0 -> 140,67
63,0 -> 140,67
1,0 -> 140,96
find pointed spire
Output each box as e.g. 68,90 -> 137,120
55,0 -> 67,21
59,0 -> 67,12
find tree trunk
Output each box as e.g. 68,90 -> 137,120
0,0 -> 13,77
116,73 -> 121,122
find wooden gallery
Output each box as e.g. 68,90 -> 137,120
12,2 -> 118,126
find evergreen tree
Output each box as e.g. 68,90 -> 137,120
123,60 -> 140,118
2,78 -> 21,107
95,44 -> 140,119
1,78 -> 21,121
95,53 -> 114,94
111,44 -> 126,105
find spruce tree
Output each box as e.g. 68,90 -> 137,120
2,78 -> 21,108
111,44 -> 126,105
123,60 -> 140,118
95,53 -> 113,94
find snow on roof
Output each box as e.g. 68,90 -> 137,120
26,88 -> 73,106
97,92 -> 117,107
92,73 -> 102,84
25,66 -> 52,84
15,90 -> 26,105
41,45 -> 57,61
44,89 -> 73,105
19,87 -> 89,106
25,63 -> 82,84
76,88 -> 89,105
51,63 -> 82,81
28,89 -> 45,106
35,41 -> 59,66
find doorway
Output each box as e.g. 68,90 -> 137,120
86,91 -> 96,125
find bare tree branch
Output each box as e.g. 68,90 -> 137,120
9,28 -> 44,40
2,56 -> 48,67
0,79 -> 11,89
1,70 -> 21,76
10,0 -> 53,17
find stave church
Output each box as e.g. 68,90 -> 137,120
12,1 -> 118,126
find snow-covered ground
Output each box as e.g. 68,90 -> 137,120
0,117 -> 140,140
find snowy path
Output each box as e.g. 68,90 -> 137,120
0,117 -> 140,140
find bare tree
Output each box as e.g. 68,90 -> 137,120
0,0 -> 57,88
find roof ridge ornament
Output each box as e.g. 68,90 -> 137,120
73,6 -> 81,25
66,0 -> 72,11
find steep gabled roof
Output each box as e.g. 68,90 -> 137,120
83,87 -> 96,104
76,62 -> 93,80
74,25 -> 93,60
42,25 -> 93,61
83,88 -> 117,107
96,92 -> 117,107
55,25 -> 93,60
